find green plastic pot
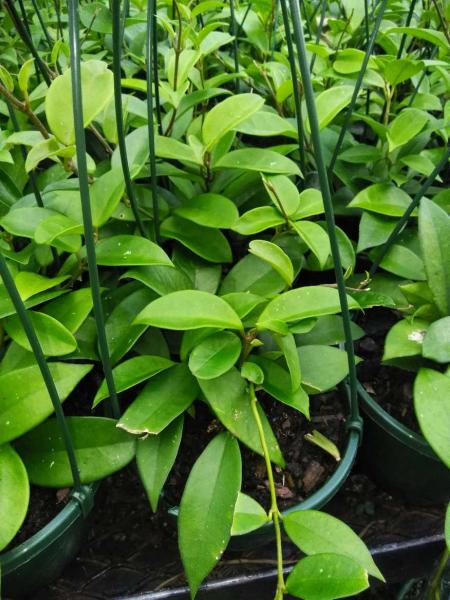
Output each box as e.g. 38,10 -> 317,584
170,385 -> 362,549
0,484 -> 97,598
358,383 -> 450,504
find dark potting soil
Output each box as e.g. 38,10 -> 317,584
356,308 -> 421,433
163,390 -> 345,512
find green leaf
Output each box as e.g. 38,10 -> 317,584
292,221 -> 331,269
419,198 -> 450,315
374,244 -> 426,281
202,93 -> 264,150
0,444 -> 29,552
134,290 -> 242,331
286,553 -> 369,600
349,184 -> 413,217
249,240 -> 294,286
284,510 -> 384,580
293,188 -> 324,220
42,288 -> 93,333
250,356 -> 309,417
305,430 -> 341,461
91,168 -> 125,227
161,216 -> 232,263
262,174 -> 300,217
179,432 -> 241,597
123,265 -> 192,296
221,292 -> 267,319
299,346 -> 354,394
387,109 -> 429,153
25,137 -> 75,172
445,504 -> 450,551
258,287 -> 359,328
382,319 -> 429,367
105,287 -> 157,364
93,355 -> 174,406
111,126 -> 149,178
231,492 -> 268,536
117,363 -> 198,435
339,144 -> 382,163
34,214 -> 83,247
0,362 -> 92,444
199,368 -> 285,466
216,148 -> 300,175
275,332 -> 301,391
79,2 -> 112,32
95,235 -> 173,267
1,207 -> 59,239
236,111 -> 297,138
414,369 -> 450,468
357,211 -> 397,253
386,27 -> 449,52
189,331 -> 241,379
173,247 -> 222,293
13,272 -> 68,301
175,193 -> 239,228
15,417 -> 136,487
311,86 -> 354,131
156,135 -> 202,165
422,317 -> 450,363
296,315 -> 364,346
384,59 -> 424,87
45,61 -> 113,145
241,361 -> 264,385
136,416 -> 183,512
220,254 -> 285,296
4,311 -> 77,356
232,206 -> 285,235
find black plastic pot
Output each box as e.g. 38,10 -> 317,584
117,534 -> 446,600
358,383 -> 450,504
170,385 -> 363,549
0,484 -> 97,598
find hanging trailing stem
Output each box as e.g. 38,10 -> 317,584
249,383 -> 285,599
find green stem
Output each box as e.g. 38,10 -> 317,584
249,384 -> 285,599
427,547 -> 449,600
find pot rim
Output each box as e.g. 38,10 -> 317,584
357,381 -> 438,460
0,483 -> 97,577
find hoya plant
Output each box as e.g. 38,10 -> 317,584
381,197 -> 450,469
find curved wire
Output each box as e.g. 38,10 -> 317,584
67,0 -> 120,418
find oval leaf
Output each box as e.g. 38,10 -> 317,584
179,432 -> 241,597
249,240 -> 294,286
189,331 -> 241,379
231,492 -> 268,536
15,417 -> 136,487
95,235 -> 173,267
0,444 -> 29,551
134,290 -> 243,331
175,193 -> 239,228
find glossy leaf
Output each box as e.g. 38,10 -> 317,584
422,317 -> 450,363
297,315 -> 364,346
0,444 -> 29,552
42,288 -> 93,333
161,216 -> 232,263
45,61 -> 113,145
251,356 -> 309,417
134,290 -> 242,331
117,363 -> 198,435
249,240 -> 294,286
199,368 -> 285,466
382,319 -> 429,365
137,416 -> 183,512
0,361 -> 92,445
284,510 -> 384,580
16,417 -> 136,487
93,355 -> 174,406
419,198 -> 450,315
188,331 -> 241,379
262,174 -> 300,216
292,221 -> 331,269
95,235 -> 173,267
414,369 -> 450,468
312,86 -> 354,131
175,193 -> 239,228
349,184 -> 413,217
220,254 -> 285,296
305,430 -> 341,461
231,492 -> 268,536
123,265 -> 192,296
286,553 -> 369,600
258,287 -> 359,328
179,432 -> 241,597
241,361 -> 264,385
202,93 -> 264,150
387,109 -> 429,152
4,311 -> 77,356
232,206 -> 285,235
216,148 -> 300,175
299,345 -> 355,394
